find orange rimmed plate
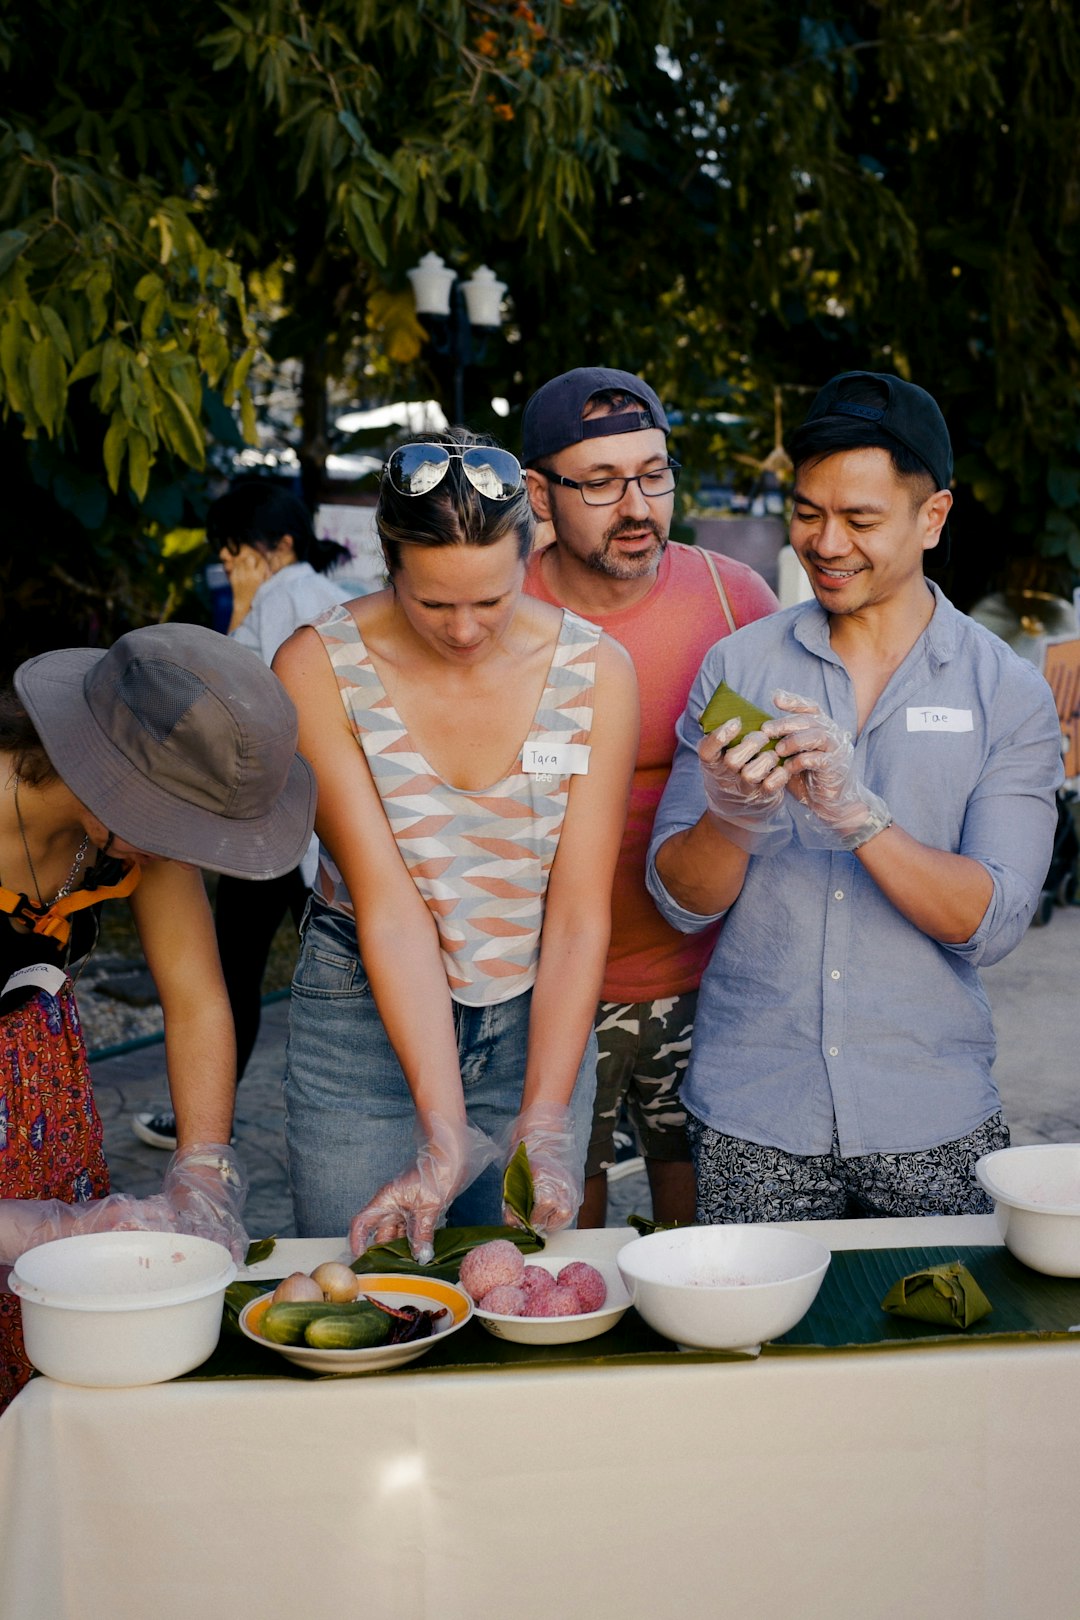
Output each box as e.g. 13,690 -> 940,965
239,1272 -> 473,1374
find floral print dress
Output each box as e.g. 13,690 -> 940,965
0,980 -> 109,1409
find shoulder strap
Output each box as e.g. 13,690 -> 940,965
0,862 -> 141,949
698,546 -> 739,635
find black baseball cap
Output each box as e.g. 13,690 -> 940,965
799,371 -> 953,562
521,367 -> 669,465
801,371 -> 953,492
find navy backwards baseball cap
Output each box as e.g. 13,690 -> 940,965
800,371 -> 953,563
802,371 -> 953,493
521,367 -> 670,465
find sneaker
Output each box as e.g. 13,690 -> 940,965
132,1108 -> 178,1150
607,1128 -> 645,1183
131,1109 -> 237,1150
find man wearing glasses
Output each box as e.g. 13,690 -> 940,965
522,366 -> 779,1226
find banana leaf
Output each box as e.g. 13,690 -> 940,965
223,1280 -> 274,1336
350,1224 -> 543,1282
699,680 -> 776,745
626,1213 -> 678,1235
881,1261 -> 992,1330
351,1145 -> 544,1280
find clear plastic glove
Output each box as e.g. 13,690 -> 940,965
0,1192 -> 177,1269
0,1144 -> 250,1272
348,1116 -> 498,1264
770,691 -> 893,851
499,1102 -> 584,1234
159,1143 -> 250,1263
698,716 -> 793,855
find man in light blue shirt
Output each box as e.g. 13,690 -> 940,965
646,372 -> 1063,1220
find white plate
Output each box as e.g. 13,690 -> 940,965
239,1273 -> 473,1373
472,1255 -> 631,1345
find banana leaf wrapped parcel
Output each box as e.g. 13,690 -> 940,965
881,1261 -> 992,1331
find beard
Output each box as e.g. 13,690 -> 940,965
583,516 -> 668,580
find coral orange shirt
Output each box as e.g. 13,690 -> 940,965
525,541 -> 779,1002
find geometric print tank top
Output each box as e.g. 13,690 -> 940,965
311,603 -> 601,1006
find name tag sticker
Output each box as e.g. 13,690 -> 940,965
906,707 -> 974,733
1,963 -> 67,1000
522,742 -> 591,778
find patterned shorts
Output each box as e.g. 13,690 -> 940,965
586,993 -> 697,1177
686,1111 -> 1010,1223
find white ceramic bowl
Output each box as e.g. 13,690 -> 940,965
616,1225 -> 831,1351
10,1230 -> 236,1387
975,1144 -> 1080,1276
473,1255 -> 631,1345
240,1273 -> 473,1372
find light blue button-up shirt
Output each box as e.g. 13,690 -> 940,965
646,585 -> 1064,1156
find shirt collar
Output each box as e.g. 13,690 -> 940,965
791,579 -> 959,670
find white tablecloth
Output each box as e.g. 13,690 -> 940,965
3,1217 -> 1080,1620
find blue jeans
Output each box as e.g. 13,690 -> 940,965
284,900 -> 598,1239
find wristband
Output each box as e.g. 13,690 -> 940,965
842,807 -> 894,853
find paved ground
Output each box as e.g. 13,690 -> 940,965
93,905 -> 1080,1240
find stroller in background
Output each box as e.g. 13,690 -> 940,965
1031,637 -> 1080,927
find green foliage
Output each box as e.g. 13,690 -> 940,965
0,0 -> 665,661
597,0 -> 1080,604
2,0 -> 1079,662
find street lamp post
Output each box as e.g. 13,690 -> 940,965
406,253 -> 506,426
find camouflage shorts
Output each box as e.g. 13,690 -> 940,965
586,993 -> 697,1177
686,1111 -> 1010,1223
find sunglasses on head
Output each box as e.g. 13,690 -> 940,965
384,443 -> 523,501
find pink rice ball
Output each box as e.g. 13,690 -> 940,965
519,1266 -> 558,1316
544,1284 -> 584,1317
479,1284 -> 527,1316
520,1264 -> 557,1297
557,1261 -> 607,1313
459,1240 -> 525,1302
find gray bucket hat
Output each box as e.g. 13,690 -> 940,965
14,623 -> 316,880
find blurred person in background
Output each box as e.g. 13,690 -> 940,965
132,483 -> 353,1151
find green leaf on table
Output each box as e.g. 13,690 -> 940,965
222,1279 -> 275,1335
626,1214 -> 679,1235
245,1236 -> 277,1266
881,1260 -> 992,1330
351,1222 -> 543,1281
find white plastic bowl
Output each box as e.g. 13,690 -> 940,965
617,1225 -> 831,1351
10,1230 -> 236,1387
975,1144 -> 1080,1276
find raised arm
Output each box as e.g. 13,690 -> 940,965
770,687 -> 1060,953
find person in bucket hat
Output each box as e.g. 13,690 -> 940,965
0,624 -> 315,1410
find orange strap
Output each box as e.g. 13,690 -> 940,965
0,862 -> 142,948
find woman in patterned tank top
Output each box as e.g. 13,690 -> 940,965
274,430 -> 639,1258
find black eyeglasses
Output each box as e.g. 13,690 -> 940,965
385,443 -> 523,501
534,461 -> 681,507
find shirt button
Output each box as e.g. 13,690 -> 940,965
830,969 -> 841,980
828,1046 -> 839,1057
834,889 -> 844,900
